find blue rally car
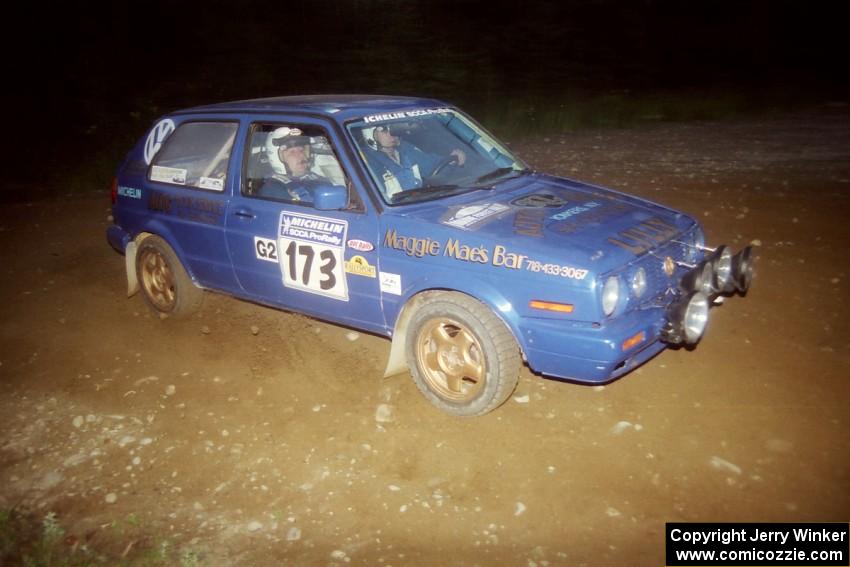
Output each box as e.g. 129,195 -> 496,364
107,95 -> 753,416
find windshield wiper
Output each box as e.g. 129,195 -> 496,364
392,185 -> 469,204
474,167 -> 528,185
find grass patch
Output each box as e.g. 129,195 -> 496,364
471,88 -> 811,138
0,508 -> 205,566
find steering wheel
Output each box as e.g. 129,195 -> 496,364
428,154 -> 460,178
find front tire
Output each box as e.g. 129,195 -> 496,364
136,235 -> 203,317
405,292 -> 520,416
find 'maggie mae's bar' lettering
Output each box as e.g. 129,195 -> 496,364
384,229 -> 441,258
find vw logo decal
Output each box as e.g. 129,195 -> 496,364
144,118 -> 176,165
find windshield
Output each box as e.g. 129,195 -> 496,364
347,108 -> 528,204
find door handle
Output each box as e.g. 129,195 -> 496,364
233,208 -> 256,219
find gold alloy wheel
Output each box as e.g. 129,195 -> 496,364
139,249 -> 176,312
415,317 -> 485,402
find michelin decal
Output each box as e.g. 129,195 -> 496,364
279,212 -> 349,300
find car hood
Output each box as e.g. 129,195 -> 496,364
395,173 -> 696,275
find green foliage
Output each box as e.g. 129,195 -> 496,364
0,508 -> 203,567
473,89 -> 789,139
0,509 -> 93,567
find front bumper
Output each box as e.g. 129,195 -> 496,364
522,306 -> 669,383
522,245 -> 754,383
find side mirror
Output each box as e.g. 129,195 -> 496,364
313,183 -> 347,210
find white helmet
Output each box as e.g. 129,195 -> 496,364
361,124 -> 401,151
265,126 -> 312,176
361,126 -> 378,150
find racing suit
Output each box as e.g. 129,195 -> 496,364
366,141 -> 442,196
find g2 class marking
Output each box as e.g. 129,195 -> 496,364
254,237 -> 278,263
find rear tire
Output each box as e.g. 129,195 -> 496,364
136,235 -> 203,317
405,292 -> 520,416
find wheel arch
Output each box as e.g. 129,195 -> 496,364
383,282 -> 527,378
125,222 -> 199,296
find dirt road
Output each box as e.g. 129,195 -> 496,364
1,110 -> 848,565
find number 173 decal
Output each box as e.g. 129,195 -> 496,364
278,212 -> 349,301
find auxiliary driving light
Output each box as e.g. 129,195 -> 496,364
732,245 -> 754,293
663,291 -> 710,345
710,245 -> 734,294
680,261 -> 714,297
683,292 -> 710,343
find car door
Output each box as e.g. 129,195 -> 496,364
225,117 -> 386,333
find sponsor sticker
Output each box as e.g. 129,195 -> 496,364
549,200 -> 630,235
513,209 -> 546,237
117,185 -> 142,199
549,201 -> 600,221
278,212 -> 349,300
280,213 -> 346,246
344,255 -> 377,278
383,228 -> 589,280
607,217 -> 679,256
441,203 -> 510,230
512,193 -> 567,208
379,272 -> 402,295
363,107 -> 452,124
199,176 -> 225,191
347,239 -> 375,252
150,165 -> 187,185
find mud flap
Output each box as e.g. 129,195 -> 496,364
383,292 -> 434,377
125,240 -> 139,297
383,329 -> 409,377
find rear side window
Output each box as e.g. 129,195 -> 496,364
148,122 -> 238,191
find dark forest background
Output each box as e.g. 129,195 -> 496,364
4,0 -> 847,196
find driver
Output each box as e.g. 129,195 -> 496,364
365,125 -> 466,198
260,126 -> 328,203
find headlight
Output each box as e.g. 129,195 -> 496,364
601,275 -> 620,316
631,267 -> 647,298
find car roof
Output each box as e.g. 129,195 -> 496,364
173,94 -> 451,122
